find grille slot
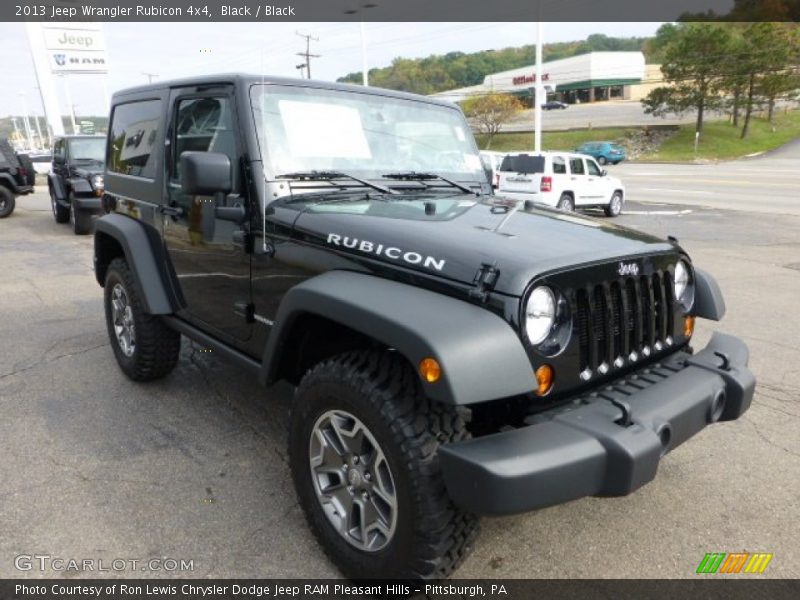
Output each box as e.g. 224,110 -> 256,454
575,270 -> 674,373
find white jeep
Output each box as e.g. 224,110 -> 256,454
497,151 -> 626,217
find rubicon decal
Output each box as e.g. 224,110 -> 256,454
326,234 -> 446,271
696,552 -> 773,574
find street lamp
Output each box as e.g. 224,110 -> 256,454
344,3 -> 377,87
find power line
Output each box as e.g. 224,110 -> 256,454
296,31 -> 320,80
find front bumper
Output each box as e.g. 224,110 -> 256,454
439,332 -> 755,516
72,196 -> 103,212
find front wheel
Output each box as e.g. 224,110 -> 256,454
51,188 -> 69,223
290,351 -> 479,579
605,192 -> 624,217
103,257 -> 181,381
0,187 -> 15,218
597,156 -> 608,165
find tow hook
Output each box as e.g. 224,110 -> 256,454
714,351 -> 731,371
607,396 -> 633,427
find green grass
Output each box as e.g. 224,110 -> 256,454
641,110 -> 800,161
476,127 -> 637,153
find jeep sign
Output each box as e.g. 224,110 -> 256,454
44,28 -> 106,52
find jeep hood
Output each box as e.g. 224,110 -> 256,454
290,195 -> 676,297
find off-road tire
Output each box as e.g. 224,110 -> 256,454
0,186 -> 14,218
51,188 -> 69,223
289,350 -> 479,580
104,257 -> 180,381
604,192 -> 624,218
557,193 -> 574,212
69,193 -> 92,235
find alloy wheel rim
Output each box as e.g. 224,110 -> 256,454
308,409 -> 398,552
612,195 -> 622,214
111,283 -> 136,357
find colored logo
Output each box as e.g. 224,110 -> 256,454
696,552 -> 773,574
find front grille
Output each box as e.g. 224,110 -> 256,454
575,271 -> 674,373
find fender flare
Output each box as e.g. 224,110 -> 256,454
260,271 -> 535,406
0,173 -> 18,191
694,268 -> 726,321
94,213 -> 174,314
48,173 -> 67,202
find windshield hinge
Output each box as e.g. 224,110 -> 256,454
469,263 -> 499,302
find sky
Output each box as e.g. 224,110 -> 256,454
0,21 -> 663,119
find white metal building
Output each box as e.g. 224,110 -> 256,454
432,52 -> 647,105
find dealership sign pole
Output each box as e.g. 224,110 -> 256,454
24,23 -> 65,138
534,20 -> 543,153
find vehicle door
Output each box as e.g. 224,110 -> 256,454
584,157 -> 612,205
550,155 -> 568,201
567,156 -> 589,205
161,85 -> 253,344
53,138 -> 67,190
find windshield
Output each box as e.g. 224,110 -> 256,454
69,138 -> 105,163
250,84 -> 484,183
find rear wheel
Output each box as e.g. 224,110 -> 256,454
557,193 -> 574,212
104,257 -> 181,381
290,350 -> 479,579
51,188 -> 69,223
69,193 -> 92,235
0,186 -> 14,218
605,192 -> 624,217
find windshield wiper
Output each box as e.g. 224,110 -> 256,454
277,170 -> 398,195
382,171 -> 476,195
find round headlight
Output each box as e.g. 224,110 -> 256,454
674,260 -> 694,309
525,286 -> 556,345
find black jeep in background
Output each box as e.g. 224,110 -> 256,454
0,138 -> 35,218
47,135 -> 106,234
93,74 -> 755,580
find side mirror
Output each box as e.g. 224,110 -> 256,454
53,154 -> 65,165
601,170 -> 608,177
180,151 -> 231,196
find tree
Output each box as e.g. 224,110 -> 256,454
641,23 -> 733,136
461,93 -> 524,149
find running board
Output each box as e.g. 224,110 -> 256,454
161,316 -> 261,378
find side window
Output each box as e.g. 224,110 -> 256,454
53,139 -> 64,160
107,100 -> 162,179
171,96 -> 237,190
569,158 -> 585,175
552,156 -> 566,175
586,160 -> 602,176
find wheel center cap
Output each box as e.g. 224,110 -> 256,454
347,469 -> 362,487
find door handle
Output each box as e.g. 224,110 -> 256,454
160,205 -> 183,217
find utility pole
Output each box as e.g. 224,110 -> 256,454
296,64 -> 307,79
142,72 -> 158,83
296,31 -> 320,79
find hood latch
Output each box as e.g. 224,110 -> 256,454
469,263 -> 499,302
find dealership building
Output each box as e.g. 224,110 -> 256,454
432,51 -> 655,105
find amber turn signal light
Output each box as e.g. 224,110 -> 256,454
684,315 -> 696,337
535,364 -> 554,397
419,358 -> 442,383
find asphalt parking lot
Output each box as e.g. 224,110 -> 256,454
1,151 -> 799,579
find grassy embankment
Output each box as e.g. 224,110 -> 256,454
475,109 -> 800,161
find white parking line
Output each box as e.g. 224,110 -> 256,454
623,209 -> 694,216
640,188 -> 715,195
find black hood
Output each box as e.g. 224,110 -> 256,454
290,194 -> 677,297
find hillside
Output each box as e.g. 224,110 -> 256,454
337,34 -> 653,94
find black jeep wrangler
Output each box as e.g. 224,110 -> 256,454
0,138 -> 35,218
48,135 -> 106,234
94,75 -> 755,580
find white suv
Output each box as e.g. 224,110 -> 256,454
496,151 -> 626,217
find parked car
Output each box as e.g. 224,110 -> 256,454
94,74 -> 752,580
479,150 -> 507,189
47,135 -> 106,234
541,100 -> 568,110
575,141 -> 627,165
0,138 -> 35,218
497,151 -> 626,217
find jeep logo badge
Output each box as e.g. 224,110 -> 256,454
618,261 -> 640,276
